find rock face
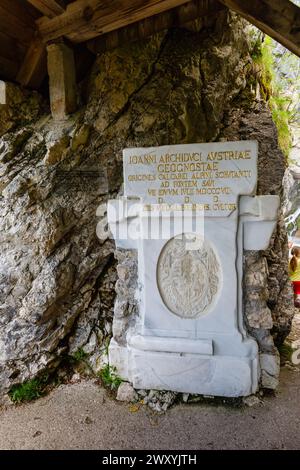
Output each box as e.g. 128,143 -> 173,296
283,166 -> 300,237
0,81 -> 45,137
220,99 -> 294,387
0,11 -> 294,396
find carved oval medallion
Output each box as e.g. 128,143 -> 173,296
157,233 -> 221,319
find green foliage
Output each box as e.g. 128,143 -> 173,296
104,338 -> 110,357
99,364 -> 123,390
270,95 -> 293,157
254,36 -> 275,84
71,347 -> 89,362
8,375 -> 49,403
250,35 -> 294,157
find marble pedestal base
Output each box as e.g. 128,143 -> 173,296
110,337 -> 259,397
108,189 -> 279,397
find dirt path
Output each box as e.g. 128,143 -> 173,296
0,364 -> 299,450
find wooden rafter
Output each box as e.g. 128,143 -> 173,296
14,1 -> 66,88
0,0 -> 39,25
0,0 -> 38,84
87,0 -> 225,54
218,0 -> 300,58
0,0 -> 36,45
1,0 -> 300,95
27,0 -> 66,18
16,37 -> 47,89
37,0 -> 195,43
36,0 -> 300,56
0,32 -> 25,64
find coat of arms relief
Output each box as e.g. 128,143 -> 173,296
157,233 -> 221,319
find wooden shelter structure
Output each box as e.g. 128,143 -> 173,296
1,0 -> 300,118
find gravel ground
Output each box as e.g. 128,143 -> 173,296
0,365 -> 299,450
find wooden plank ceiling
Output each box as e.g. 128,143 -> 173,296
0,0 -> 299,92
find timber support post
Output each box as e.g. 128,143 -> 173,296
0,80 -> 7,105
46,40 -> 77,120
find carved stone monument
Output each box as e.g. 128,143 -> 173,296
107,141 -> 279,397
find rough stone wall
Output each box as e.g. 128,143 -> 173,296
283,169 -> 299,214
220,99 -> 295,387
0,11 -> 294,397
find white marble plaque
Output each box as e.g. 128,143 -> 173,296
108,139 -> 281,397
124,141 -> 257,216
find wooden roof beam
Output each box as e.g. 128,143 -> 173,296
16,37 -> 47,89
0,1 -> 36,45
14,2 -> 67,88
0,32 -> 25,64
87,0 -> 225,54
27,0 -> 66,18
37,0 -> 196,43
218,0 -> 300,57
0,0 -> 39,26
